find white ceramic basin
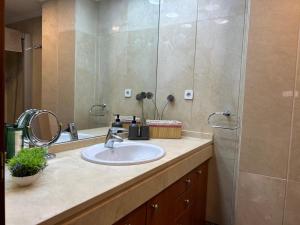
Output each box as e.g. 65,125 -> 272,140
56,132 -> 94,143
81,142 -> 165,165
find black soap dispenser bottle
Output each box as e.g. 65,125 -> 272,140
112,114 -> 123,128
128,116 -> 139,140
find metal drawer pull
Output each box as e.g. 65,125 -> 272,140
151,203 -> 159,209
197,170 -> 202,174
184,199 -> 190,205
185,178 -> 191,184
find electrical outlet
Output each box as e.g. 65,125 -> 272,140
125,89 -> 132,98
184,90 -> 194,100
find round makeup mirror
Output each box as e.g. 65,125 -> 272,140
17,109 -> 62,147
28,110 -> 62,147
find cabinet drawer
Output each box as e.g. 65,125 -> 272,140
113,204 -> 146,225
175,211 -> 192,225
173,189 -> 194,219
167,171 -> 198,199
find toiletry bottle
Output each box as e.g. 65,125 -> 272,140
5,125 -> 23,160
112,114 -> 123,128
128,116 -> 139,139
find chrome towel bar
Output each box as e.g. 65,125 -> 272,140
208,111 -> 238,130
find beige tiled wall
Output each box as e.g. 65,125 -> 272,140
155,0 -> 247,224
236,1 -> 300,225
42,0 -> 76,127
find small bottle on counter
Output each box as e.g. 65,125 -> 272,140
112,114 -> 123,128
5,124 -> 24,160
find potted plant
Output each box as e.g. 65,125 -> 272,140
7,148 -> 47,187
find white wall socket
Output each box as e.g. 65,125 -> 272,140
184,90 -> 194,100
125,89 -> 132,98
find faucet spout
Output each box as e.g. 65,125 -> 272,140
104,127 -> 127,148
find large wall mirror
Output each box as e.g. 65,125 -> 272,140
5,0 -> 160,143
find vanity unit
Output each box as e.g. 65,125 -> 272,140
5,137 -> 213,225
114,162 -> 208,225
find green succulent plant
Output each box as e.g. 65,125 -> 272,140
8,147 -> 47,177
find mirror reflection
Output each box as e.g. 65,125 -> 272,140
4,0 -> 160,143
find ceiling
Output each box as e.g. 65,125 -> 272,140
5,0 -> 43,24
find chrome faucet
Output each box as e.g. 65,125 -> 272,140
64,122 -> 78,140
105,127 -> 127,148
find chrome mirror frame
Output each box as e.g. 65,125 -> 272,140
16,109 -> 62,147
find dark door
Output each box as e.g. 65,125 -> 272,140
0,0 -> 5,224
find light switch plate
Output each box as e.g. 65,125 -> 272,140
125,89 -> 132,98
184,90 -> 194,100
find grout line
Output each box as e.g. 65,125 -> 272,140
232,1 -> 251,223
190,0 -> 200,123
238,169 -> 288,182
153,0 -> 161,120
282,20 -> 300,225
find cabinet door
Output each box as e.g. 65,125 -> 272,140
114,204 -> 146,225
146,190 -> 170,225
191,161 -> 208,225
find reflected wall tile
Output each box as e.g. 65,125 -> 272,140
75,0 -> 98,34
57,0 -> 75,32
239,0 -> 300,178
75,32 -> 97,129
57,31 -> 75,125
99,32 -> 128,117
127,0 -> 159,31
98,0 -> 128,34
198,0 -> 246,21
42,0 -> 59,113
284,181 -> 300,225
159,0 -> 198,26
236,172 -> 286,225
156,23 -> 196,127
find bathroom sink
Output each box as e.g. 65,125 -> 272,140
56,132 -> 94,143
81,142 -> 165,165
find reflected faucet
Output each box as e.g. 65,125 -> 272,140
105,127 -> 127,148
65,122 -> 78,140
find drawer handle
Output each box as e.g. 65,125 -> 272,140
185,178 -> 191,184
184,199 -> 190,205
151,203 -> 159,209
125,224 -> 131,225
197,170 -> 202,174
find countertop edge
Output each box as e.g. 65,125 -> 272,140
41,141 -> 213,225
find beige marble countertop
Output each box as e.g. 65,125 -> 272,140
5,137 -> 212,225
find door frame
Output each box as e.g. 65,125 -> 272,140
0,0 -> 5,224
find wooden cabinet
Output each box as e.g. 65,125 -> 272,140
113,204 -> 146,225
113,161 -> 209,225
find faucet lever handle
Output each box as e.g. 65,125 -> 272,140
109,127 -> 128,134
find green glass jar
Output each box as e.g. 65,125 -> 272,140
5,125 -> 24,160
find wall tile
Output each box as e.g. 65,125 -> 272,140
239,0 -> 300,178
206,157 -> 236,225
98,0 -> 128,34
198,0 -> 246,21
288,31 -> 300,182
159,0 -> 198,26
191,16 -> 244,132
236,172 -> 286,225
127,0 -> 159,31
284,181 -> 300,225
